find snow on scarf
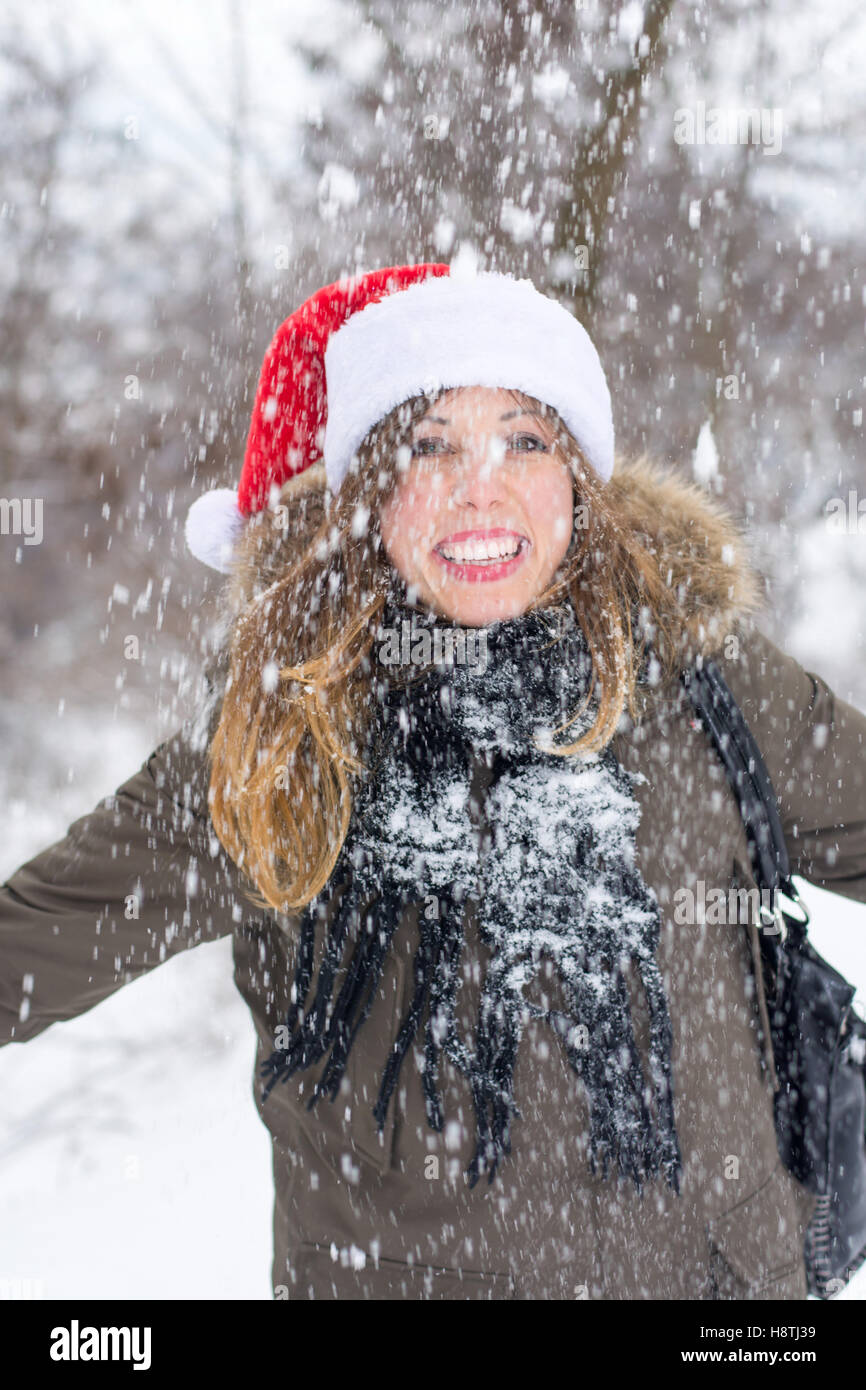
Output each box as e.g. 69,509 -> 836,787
260,597 -> 683,1195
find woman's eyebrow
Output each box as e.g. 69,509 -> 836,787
415,409 -> 544,426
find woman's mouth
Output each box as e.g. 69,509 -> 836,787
433,528 -> 529,583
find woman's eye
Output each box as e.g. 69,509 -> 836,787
411,434 -> 547,455
509,433 -> 548,452
411,437 -> 448,455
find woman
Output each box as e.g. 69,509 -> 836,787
2,263 -> 865,1301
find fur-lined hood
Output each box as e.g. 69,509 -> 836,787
224,452 -> 766,673
604,454 -> 765,653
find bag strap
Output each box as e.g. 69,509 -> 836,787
680,656 -> 810,944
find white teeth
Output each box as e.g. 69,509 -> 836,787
438,537 -> 523,564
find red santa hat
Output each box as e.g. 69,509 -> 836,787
185,261 -> 615,572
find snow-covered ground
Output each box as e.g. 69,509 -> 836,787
0,690 -> 864,1301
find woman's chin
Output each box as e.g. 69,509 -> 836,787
424,575 -> 540,628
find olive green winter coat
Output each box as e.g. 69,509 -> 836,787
2,457 -> 865,1300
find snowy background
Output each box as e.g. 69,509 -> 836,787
1,0 -> 865,1299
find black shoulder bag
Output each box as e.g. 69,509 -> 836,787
682,655 -> 866,1299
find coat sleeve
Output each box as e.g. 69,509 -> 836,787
0,718 -> 252,1047
716,621 -> 866,904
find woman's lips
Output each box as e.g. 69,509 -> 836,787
432,527 -> 529,583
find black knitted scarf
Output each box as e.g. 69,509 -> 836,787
260,597 -> 683,1195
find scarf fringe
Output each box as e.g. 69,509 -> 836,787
260,876 -> 684,1195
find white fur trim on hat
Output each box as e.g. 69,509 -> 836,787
185,488 -> 246,573
322,269 -> 614,493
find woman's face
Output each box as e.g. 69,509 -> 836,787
378,386 -> 574,627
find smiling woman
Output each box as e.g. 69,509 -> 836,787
4,263 -> 866,1304
378,386 -> 575,625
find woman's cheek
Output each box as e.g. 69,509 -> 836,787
551,511 -> 572,548
403,508 -> 435,553
540,469 -> 574,557
397,476 -> 439,528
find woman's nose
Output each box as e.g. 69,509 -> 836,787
448,453 -> 507,512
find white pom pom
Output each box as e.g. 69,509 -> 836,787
185,488 -> 246,572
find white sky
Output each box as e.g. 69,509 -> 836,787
5,0 -> 865,244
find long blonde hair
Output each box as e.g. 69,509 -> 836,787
208,388 -> 689,915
